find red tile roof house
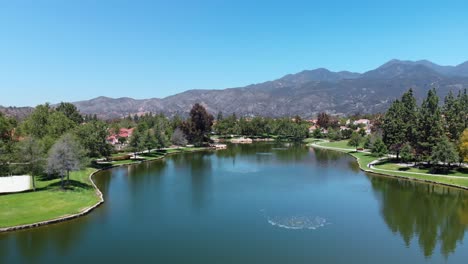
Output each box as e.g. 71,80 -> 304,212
107,128 -> 135,149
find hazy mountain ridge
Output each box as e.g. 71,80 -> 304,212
2,59 -> 468,119
0,106 -> 34,120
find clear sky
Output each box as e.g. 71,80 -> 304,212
1,0 -> 467,106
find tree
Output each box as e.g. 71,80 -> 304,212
400,143 -> 413,164
47,111 -> 76,139
74,120 -> 112,158
382,100 -> 405,158
214,113 -> 239,135
171,128 -> 188,146
400,88 -> 418,145
416,89 -> 444,161
56,102 -> 83,125
46,134 -> 85,189
17,137 -> 44,191
341,129 -> 353,139
431,137 -> 458,167
312,128 -> 323,139
0,112 -> 15,142
153,116 -> 171,148
357,128 -> 367,137
273,118 -> 308,142
141,130 -> 157,153
0,113 -> 16,175
443,90 -> 466,141
317,112 -> 330,128
182,103 -> 214,146
21,104 -> 51,139
458,129 -> 468,163
128,129 -> 143,157
363,135 -> 374,149
170,115 -> 183,131
216,111 -> 223,121
348,132 -> 362,150
327,127 -> 342,141
372,138 -> 388,157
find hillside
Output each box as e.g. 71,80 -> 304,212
3,59 -> 468,119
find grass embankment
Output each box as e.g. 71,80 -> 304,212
0,168 -> 99,228
374,161 -> 468,177
0,147 -> 210,229
310,139 -> 468,188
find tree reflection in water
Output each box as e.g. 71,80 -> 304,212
370,175 -> 468,258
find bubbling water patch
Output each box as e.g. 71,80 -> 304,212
261,209 -> 329,230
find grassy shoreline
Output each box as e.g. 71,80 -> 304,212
0,147 -> 212,230
310,139 -> 468,189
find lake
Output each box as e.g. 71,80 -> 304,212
2,143 -> 468,263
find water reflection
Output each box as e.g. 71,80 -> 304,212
3,143 -> 468,263
2,216 -> 89,263
172,152 -> 213,210
370,176 -> 468,258
189,153 -> 213,210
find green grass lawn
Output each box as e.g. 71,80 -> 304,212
0,168 -> 100,228
317,139 -> 363,149
303,138 -> 324,143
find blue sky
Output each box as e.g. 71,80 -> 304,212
1,0 -> 467,106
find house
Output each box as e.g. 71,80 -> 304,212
309,125 -> 318,133
353,119 -> 371,126
107,128 -> 135,146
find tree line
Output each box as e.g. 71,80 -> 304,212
380,88 -> 467,166
214,114 -> 309,142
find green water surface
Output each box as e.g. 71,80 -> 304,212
2,143 -> 468,263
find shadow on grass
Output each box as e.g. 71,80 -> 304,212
46,180 -> 93,191
31,177 -> 93,193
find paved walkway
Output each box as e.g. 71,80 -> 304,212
0,175 -> 31,193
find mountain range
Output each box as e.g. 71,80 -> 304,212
2,59 -> 468,119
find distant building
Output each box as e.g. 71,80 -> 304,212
107,128 -> 135,146
309,125 -> 318,133
353,119 -> 371,126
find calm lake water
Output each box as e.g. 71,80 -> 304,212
2,143 -> 468,263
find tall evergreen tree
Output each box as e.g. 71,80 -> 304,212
141,130 -> 157,153
182,103 -> 213,146
382,100 -> 405,158
416,89 -> 444,161
400,88 -> 418,145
